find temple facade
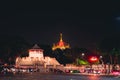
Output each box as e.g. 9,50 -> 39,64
16,44 -> 60,68
52,33 -> 70,50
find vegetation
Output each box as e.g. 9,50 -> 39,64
52,47 -> 91,66
98,34 -> 120,65
0,35 -> 94,66
0,35 -> 30,64
1,34 -> 120,67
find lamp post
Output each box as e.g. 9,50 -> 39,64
100,56 -> 104,65
81,53 -> 85,59
100,55 -> 106,74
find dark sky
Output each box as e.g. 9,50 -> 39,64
0,1 -> 120,50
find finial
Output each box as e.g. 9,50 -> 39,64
60,33 -> 63,41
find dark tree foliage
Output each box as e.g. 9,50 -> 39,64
99,35 -> 120,52
0,35 -> 30,64
52,47 -> 90,65
52,48 -> 72,66
98,34 -> 120,64
70,47 -> 90,61
39,44 -> 53,57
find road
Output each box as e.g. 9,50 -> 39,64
0,72 -> 120,80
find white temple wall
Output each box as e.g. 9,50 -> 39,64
15,44 -> 61,68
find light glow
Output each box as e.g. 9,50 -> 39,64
89,56 -> 98,62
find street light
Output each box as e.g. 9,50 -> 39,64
81,53 -> 85,60
82,53 -> 85,57
100,56 -> 104,65
100,56 -> 102,59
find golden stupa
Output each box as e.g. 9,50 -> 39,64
52,33 -> 70,50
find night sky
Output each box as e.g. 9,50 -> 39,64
0,1 -> 120,50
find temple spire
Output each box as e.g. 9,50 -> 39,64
52,33 -> 70,50
60,33 -> 63,42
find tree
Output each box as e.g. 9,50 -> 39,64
52,48 -> 74,65
0,35 -> 30,64
53,48 -> 66,65
110,48 -> 120,65
98,34 -> 120,64
39,44 -> 53,57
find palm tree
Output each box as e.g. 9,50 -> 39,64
98,34 -> 120,64
110,48 -> 120,65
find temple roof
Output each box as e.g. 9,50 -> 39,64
32,44 -> 40,49
29,44 -> 43,51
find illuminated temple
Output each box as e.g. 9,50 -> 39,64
16,44 -> 60,68
52,33 -> 70,50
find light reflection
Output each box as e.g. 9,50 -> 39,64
87,75 -> 100,80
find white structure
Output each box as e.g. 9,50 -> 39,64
16,44 -> 60,68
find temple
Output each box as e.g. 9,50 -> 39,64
52,33 -> 70,50
16,44 -> 60,68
